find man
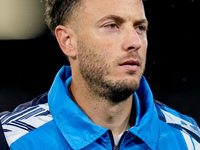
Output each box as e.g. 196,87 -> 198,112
0,0 -> 200,149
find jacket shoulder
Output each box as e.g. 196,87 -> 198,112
154,100 -> 200,143
0,92 -> 48,117
0,93 -> 52,147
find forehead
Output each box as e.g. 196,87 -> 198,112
79,0 -> 146,21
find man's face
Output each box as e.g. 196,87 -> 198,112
73,0 -> 148,102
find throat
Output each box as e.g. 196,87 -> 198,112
69,81 -> 136,138
93,97 -> 135,139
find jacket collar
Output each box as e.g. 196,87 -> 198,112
129,76 -> 159,149
48,66 -> 107,149
48,66 -> 159,149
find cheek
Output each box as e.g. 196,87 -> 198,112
140,39 -> 148,56
93,39 -> 116,61
141,46 -> 147,58
139,46 -> 147,70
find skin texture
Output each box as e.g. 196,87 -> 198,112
55,0 -> 148,138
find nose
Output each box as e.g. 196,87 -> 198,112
122,28 -> 142,52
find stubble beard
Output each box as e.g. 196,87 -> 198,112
77,39 -> 144,104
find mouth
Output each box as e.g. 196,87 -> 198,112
119,59 -> 140,72
120,60 -> 140,66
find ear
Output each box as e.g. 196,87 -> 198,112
55,25 -> 77,59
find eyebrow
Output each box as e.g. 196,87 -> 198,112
97,15 -> 125,24
97,14 -> 148,26
134,19 -> 149,27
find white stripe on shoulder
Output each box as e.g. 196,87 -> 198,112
1,103 -> 53,146
161,109 -> 200,139
181,131 -> 200,150
193,136 -> 200,149
181,131 -> 195,150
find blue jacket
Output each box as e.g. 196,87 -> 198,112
0,66 -> 200,150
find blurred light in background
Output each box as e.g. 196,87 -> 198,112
0,0 -> 47,39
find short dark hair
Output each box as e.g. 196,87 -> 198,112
45,0 -> 81,35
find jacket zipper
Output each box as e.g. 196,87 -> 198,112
113,146 -> 119,150
108,130 -> 128,150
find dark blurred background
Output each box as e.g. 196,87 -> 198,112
0,0 -> 200,125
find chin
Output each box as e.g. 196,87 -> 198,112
104,77 -> 141,103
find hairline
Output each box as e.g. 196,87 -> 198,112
59,0 -> 83,32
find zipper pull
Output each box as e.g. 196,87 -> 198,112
113,145 -> 119,150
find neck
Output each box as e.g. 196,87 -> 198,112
69,78 -> 135,138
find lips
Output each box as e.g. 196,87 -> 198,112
120,60 -> 140,66
119,59 -> 140,72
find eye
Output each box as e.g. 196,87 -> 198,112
103,22 -> 119,31
138,25 -> 147,31
135,25 -> 147,34
138,25 -> 145,30
107,24 -> 118,29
